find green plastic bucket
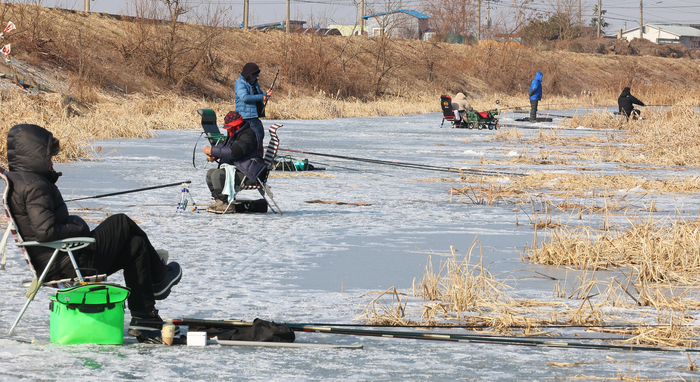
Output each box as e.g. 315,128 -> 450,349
49,283 -> 130,345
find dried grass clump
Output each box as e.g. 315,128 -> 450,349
511,172 -> 700,195
523,214 -> 700,284
448,183 -> 528,205
566,110 -> 622,130
492,127 -> 523,141
621,107 -> 700,166
624,315 -> 700,348
417,245 -> 513,314
354,287 -> 409,325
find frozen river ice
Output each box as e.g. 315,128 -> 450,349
1,110 -> 699,381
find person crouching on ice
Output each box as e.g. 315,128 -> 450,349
202,111 -> 268,214
618,87 -> 645,120
6,124 -> 182,344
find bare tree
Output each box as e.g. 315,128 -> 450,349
117,0 -> 229,88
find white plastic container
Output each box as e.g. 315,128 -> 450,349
187,331 -> 207,346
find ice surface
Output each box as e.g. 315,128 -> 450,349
1,111 -> 698,381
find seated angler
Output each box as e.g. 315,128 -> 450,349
451,92 -> 473,122
203,111 -> 267,214
6,124 -> 182,344
618,87 -> 645,120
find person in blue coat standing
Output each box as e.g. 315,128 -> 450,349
235,62 -> 273,142
528,71 -> 543,122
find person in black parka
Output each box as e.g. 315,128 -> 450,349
6,124 -> 182,344
202,111 -> 267,214
618,87 -> 645,120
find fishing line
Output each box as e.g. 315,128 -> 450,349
279,148 -> 523,177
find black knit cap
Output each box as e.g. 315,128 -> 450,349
241,62 -> 260,78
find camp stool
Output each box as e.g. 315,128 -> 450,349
0,166 -> 106,336
196,109 -> 283,215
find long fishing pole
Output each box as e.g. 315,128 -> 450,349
511,110 -> 574,119
66,181 -> 191,202
262,69 -> 280,112
171,318 -> 697,353
172,318 -> 687,331
279,148 -> 523,177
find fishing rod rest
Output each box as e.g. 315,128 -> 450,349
177,182 -> 197,213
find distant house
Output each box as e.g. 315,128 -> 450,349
361,9 -> 430,39
621,24 -> 700,49
327,25 -> 367,37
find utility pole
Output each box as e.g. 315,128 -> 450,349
597,0 -> 601,37
360,0 -> 365,35
487,0 -> 491,30
578,0 -> 581,27
477,0 -> 481,42
243,0 -> 249,29
639,0 -> 643,39
286,0 -> 290,33
84,0 -> 90,12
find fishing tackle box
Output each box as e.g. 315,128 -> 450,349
49,283 -> 130,345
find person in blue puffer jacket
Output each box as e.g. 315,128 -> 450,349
234,62 -> 272,143
528,71 -> 543,122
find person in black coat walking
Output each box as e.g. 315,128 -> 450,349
618,87 -> 645,120
6,124 -> 182,344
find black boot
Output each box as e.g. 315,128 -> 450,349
153,262 -> 182,300
128,308 -> 166,344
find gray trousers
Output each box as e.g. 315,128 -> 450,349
529,100 -> 539,121
206,168 -> 245,203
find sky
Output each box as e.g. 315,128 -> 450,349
14,0 -> 700,34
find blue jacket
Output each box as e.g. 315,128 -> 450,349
528,72 -> 543,101
235,74 -> 265,119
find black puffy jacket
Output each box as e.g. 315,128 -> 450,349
7,124 -> 90,279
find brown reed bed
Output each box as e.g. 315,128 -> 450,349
446,173 -> 700,211
566,107 -> 700,166
356,241 -> 700,350
522,213 -> 700,284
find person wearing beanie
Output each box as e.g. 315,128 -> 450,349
234,62 -> 272,149
202,111 -> 268,214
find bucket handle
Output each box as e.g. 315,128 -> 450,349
64,285 -> 113,311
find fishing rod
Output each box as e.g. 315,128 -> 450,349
171,318 -> 697,353
172,318 -> 684,330
262,69 -> 280,112
66,181 -> 191,202
511,110 -> 574,119
278,148 -> 523,177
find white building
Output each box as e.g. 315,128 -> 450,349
327,25 -> 368,37
621,24 -> 700,49
361,9 -> 430,39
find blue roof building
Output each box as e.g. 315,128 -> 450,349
361,9 -> 430,39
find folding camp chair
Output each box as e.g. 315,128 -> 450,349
198,108 -> 226,146
440,95 -> 460,128
0,166 -> 105,336
196,109 -> 283,215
